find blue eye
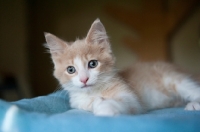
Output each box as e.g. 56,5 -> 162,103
67,66 -> 76,74
88,60 -> 98,68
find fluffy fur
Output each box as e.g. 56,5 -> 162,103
45,19 -> 200,116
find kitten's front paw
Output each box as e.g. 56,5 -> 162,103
94,107 -> 118,116
185,102 -> 200,111
93,100 -> 120,116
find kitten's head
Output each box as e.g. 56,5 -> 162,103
45,19 -> 115,91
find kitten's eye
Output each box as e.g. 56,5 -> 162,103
88,60 -> 98,68
67,66 -> 76,74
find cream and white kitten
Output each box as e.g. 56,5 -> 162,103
45,19 -> 200,116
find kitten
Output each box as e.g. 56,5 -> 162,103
44,19 -> 200,116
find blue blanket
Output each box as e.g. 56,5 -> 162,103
0,90 -> 200,132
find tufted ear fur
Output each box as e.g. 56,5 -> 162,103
44,33 -> 68,57
85,19 -> 109,45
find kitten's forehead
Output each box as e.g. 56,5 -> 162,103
68,40 -> 88,54
63,39 -> 98,60
61,40 -> 87,60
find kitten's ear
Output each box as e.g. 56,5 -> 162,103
85,19 -> 109,45
44,33 -> 68,56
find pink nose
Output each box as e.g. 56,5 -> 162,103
80,77 -> 89,84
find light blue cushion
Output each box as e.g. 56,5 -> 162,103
0,90 -> 199,132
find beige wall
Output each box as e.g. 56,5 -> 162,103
171,7 -> 200,74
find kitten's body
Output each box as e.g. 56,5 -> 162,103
120,62 -> 199,111
45,19 -> 200,116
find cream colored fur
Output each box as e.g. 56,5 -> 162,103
45,19 -> 200,116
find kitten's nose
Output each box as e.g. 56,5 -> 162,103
80,77 -> 89,84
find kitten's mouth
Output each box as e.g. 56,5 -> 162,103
81,85 -> 93,88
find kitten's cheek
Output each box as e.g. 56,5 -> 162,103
72,77 -> 84,88
88,71 -> 99,85
87,78 -> 97,86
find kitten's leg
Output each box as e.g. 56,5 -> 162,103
175,77 -> 200,110
92,97 -> 122,116
92,94 -> 142,116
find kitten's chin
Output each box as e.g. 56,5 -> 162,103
81,85 -> 93,89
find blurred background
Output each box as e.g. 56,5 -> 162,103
0,0 -> 200,101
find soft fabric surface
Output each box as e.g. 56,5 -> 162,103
0,90 -> 200,132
